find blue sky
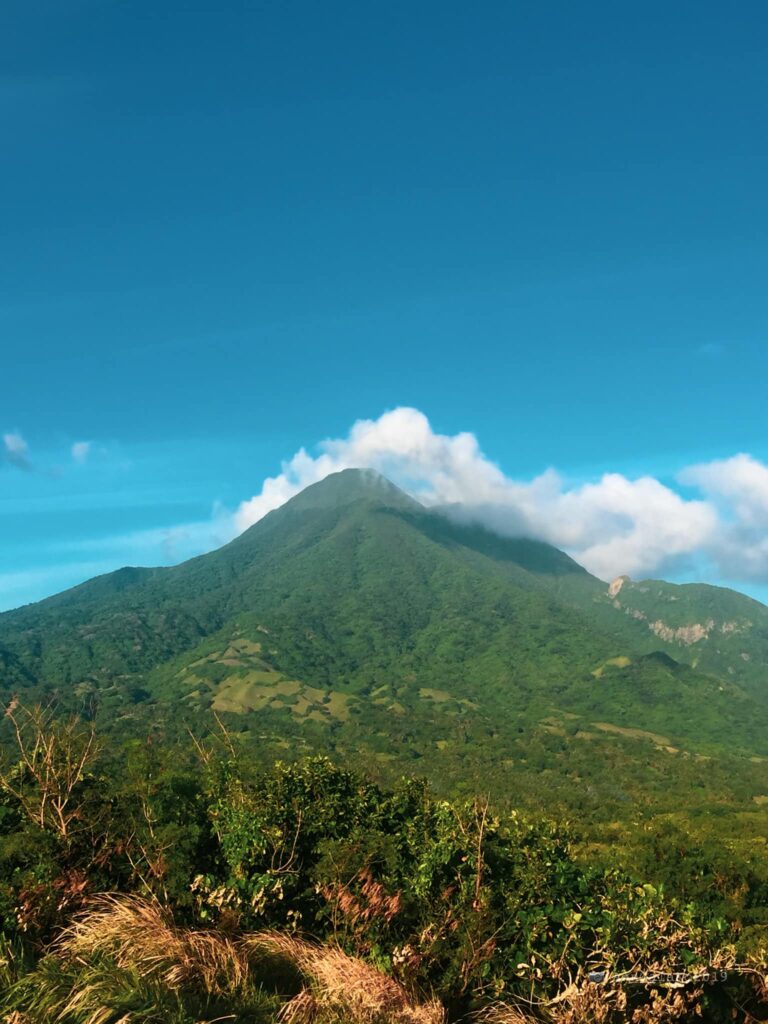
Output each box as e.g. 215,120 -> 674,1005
2,0 -> 768,609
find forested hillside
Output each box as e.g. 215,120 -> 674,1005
1,470 -> 768,845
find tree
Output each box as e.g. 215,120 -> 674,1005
0,702 -> 100,842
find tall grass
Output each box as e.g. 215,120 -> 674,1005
59,895 -> 251,997
1,895 -> 443,1024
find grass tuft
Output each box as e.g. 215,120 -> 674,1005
244,932 -> 444,1024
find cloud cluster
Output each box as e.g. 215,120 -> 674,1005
234,407 -> 768,583
680,454 -> 768,582
2,433 -> 100,474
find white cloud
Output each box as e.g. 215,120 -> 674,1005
680,453 -> 768,526
678,454 -> 768,580
233,408 -> 499,531
233,407 -> 728,581
71,440 -> 91,463
3,431 -> 31,471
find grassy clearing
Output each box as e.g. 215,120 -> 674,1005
418,688 -> 453,702
211,673 -> 355,723
591,655 -> 632,678
592,722 -> 672,745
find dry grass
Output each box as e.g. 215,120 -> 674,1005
472,1002 -> 535,1024
50,895 -> 443,1024
57,894 -> 250,997
49,898 -> 735,1024
244,932 -> 444,1024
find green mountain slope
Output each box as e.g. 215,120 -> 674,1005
1,469 -> 768,829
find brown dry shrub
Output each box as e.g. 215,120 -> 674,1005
322,868 -> 404,929
475,979 -> 703,1024
547,981 -> 616,1024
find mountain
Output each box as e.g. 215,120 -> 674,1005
2,468 -> 768,830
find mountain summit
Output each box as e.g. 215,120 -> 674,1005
276,468 -> 422,513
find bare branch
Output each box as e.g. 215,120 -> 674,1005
0,702 -> 100,841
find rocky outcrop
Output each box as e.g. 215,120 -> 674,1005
607,579 -> 749,646
648,619 -> 712,644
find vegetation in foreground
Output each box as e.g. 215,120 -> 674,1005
0,706 -> 766,1023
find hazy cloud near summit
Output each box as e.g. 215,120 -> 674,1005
233,407 -> 768,583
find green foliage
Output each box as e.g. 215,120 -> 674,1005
191,755 -> 750,1006
0,718 -> 764,1022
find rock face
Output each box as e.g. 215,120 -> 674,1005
607,576 -> 751,647
648,619 -> 712,645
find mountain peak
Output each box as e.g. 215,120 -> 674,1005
284,468 -> 422,513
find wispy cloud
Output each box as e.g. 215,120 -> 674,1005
233,407 -> 768,584
2,431 -> 104,476
697,341 -> 726,358
3,432 -> 32,471
53,516 -> 233,564
71,440 -> 91,463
